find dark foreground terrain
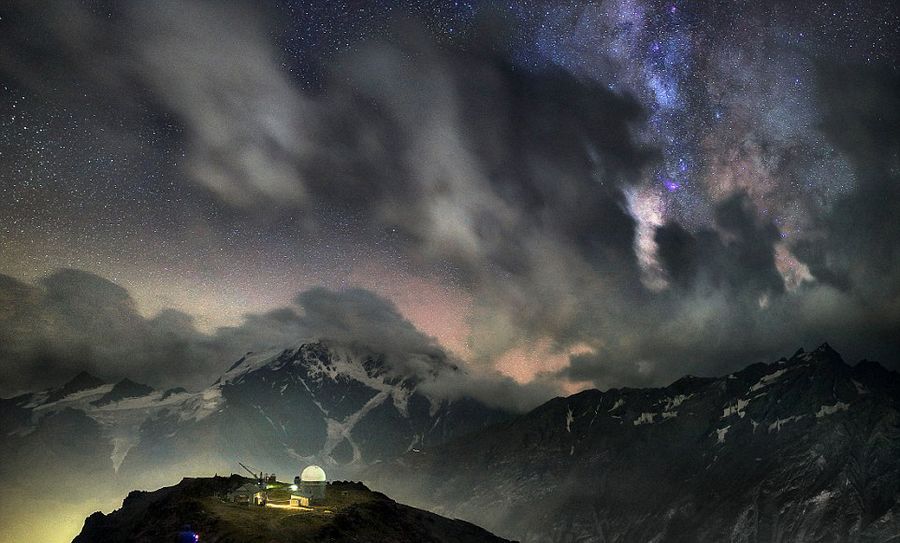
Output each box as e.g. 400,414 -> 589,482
72,475 -> 512,543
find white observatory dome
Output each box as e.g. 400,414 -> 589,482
300,465 -> 327,482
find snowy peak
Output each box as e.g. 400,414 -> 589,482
90,378 -> 154,407
781,341 -> 844,367
218,340 -> 444,400
46,370 -> 106,403
107,339 -> 510,477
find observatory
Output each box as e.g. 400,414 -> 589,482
290,464 -> 327,506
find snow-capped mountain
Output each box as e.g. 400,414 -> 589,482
0,340 -> 510,495
7,341 -> 899,542
118,341 -> 510,483
1,372 -> 191,472
366,344 -> 900,542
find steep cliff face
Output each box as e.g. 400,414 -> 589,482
368,344 -> 900,542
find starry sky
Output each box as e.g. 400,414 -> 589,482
1,0 -> 899,399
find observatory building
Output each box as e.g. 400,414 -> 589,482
290,465 -> 327,506
229,482 -> 267,506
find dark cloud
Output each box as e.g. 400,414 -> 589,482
557,66 -> 900,389
655,192 -> 784,297
0,270 -> 558,411
0,269 -> 210,393
292,288 -> 445,367
298,29 -> 658,367
296,25 -> 654,285
3,0 -> 655,356
797,65 -> 900,301
1,0 -> 305,208
1,1 -> 898,397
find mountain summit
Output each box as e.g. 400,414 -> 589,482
1,340 -> 510,494
73,475 -> 512,543
118,341 -> 510,482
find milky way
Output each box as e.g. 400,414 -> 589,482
1,0 -> 898,395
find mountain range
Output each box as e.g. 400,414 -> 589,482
1,341 -> 508,486
365,343 -> 900,542
2,341 -> 899,542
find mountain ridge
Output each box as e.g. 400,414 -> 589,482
4,341 -> 900,543
364,343 -> 900,542
0,339 -> 511,489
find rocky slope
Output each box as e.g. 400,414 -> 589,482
366,344 -> 900,542
118,341 -> 510,483
73,476 -> 512,543
0,340 -> 509,488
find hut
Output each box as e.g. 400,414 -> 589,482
229,483 -> 267,505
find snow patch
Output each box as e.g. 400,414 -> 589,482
633,412 -> 656,425
110,437 -> 135,472
391,385 -> 412,417
716,425 -> 730,443
811,489 -> 835,505
180,387 -> 224,421
661,394 -> 691,411
221,348 -> 293,385
608,399 -> 625,412
94,389 -> 187,411
816,402 -> 850,418
322,390 -> 390,463
565,408 -> 574,433
768,415 -> 803,432
852,380 -> 869,395
285,447 -> 315,463
722,398 -> 750,419
33,384 -> 114,411
750,368 -> 788,392
21,391 -> 49,409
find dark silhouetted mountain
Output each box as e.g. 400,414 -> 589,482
161,386 -> 187,400
366,344 -> 900,542
91,378 -> 155,406
47,371 -> 106,403
73,476 -> 512,543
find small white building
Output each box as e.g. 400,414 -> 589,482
230,483 -> 266,505
290,465 -> 327,506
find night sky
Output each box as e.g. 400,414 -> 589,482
1,0 -> 898,399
